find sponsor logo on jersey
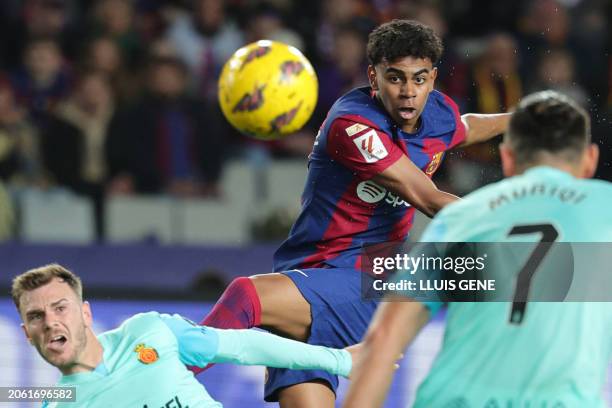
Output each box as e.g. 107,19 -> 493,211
356,180 -> 410,208
425,152 -> 444,175
142,395 -> 186,408
344,123 -> 369,137
135,343 -> 159,364
357,180 -> 387,203
232,84 -> 266,113
353,130 -> 388,163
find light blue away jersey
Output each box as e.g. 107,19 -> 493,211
412,166 -> 612,408
44,311 -> 351,408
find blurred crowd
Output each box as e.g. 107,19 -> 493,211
0,0 -> 610,239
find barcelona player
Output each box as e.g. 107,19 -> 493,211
198,20 -> 511,406
343,91 -> 611,407
11,264 -> 367,408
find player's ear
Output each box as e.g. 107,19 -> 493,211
21,323 -> 33,345
429,67 -> 437,91
82,301 -> 93,327
499,143 -> 516,177
367,65 -> 378,91
581,143 -> 599,179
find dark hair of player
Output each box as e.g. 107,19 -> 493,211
506,90 -> 591,165
366,19 -> 444,66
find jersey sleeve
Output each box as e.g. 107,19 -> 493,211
210,328 -> 352,378
160,314 -> 352,376
326,116 -> 404,180
159,313 -> 220,367
441,94 -> 467,149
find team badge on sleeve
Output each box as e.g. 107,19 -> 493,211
344,123 -> 369,136
353,130 -> 388,163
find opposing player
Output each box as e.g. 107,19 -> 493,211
11,264 -> 367,408
198,20 -> 511,406
343,90 -> 612,407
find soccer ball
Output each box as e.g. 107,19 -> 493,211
218,40 -> 318,140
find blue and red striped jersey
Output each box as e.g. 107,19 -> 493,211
273,86 -> 466,271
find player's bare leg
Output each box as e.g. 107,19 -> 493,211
277,381 -> 336,408
250,273 -> 311,341
251,274 -> 336,407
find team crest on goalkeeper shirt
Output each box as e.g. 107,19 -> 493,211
134,343 -> 159,364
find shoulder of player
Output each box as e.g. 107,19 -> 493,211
99,311 -> 165,342
437,180 -> 507,221
427,90 -> 460,113
329,115 -> 389,138
421,90 -> 460,135
581,177 -> 612,196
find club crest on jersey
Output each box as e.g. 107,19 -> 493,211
425,152 -> 444,175
134,343 -> 159,364
232,85 -> 266,113
353,130 -> 388,163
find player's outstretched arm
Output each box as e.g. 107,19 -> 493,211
458,113 -> 511,147
161,313 -> 351,376
373,154 -> 459,217
210,328 -> 352,377
342,300 -> 430,408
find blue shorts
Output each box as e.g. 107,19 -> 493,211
264,267 -> 378,402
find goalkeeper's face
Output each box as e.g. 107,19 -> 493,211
368,56 -> 437,133
19,278 -> 92,374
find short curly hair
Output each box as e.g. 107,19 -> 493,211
367,19 -> 443,66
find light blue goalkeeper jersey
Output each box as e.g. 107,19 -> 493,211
411,166 -> 612,408
43,311 -> 351,408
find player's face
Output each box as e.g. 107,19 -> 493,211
19,279 -> 92,373
368,57 -> 437,133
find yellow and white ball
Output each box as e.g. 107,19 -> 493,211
218,40 -> 318,140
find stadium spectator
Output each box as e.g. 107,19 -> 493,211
40,70 -> 114,237
313,25 -> 368,126
10,37 -> 72,126
0,0 -> 81,69
91,0 -> 144,69
106,56 -> 227,197
444,32 -> 523,193
0,180 -> 14,240
83,36 -> 141,107
530,48 -> 588,107
244,3 -> 304,49
165,0 -> 244,100
315,0 -> 375,65
0,78 -> 41,184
